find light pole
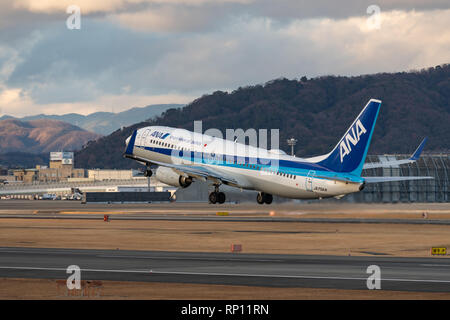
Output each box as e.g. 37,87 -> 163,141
287,138 -> 298,156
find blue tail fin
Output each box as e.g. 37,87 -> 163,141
317,99 -> 381,176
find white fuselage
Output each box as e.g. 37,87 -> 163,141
129,126 -> 364,199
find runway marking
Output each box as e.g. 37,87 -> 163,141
421,264 -> 450,267
0,249 -> 283,262
1,266 -> 450,284
0,266 -> 150,274
147,270 -> 450,284
97,255 -> 284,262
59,211 -> 135,215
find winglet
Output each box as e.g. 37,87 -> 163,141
409,137 -> 427,161
124,130 -> 137,155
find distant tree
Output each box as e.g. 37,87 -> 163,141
74,64 -> 450,169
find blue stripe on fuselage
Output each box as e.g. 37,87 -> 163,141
136,145 -> 364,183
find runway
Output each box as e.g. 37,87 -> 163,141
1,247 -> 450,292
1,200 -> 449,225
2,214 -> 450,225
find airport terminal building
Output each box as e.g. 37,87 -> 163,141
347,154 -> 449,203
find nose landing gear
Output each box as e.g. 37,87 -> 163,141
144,169 -> 153,177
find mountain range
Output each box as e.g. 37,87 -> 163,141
75,64 -> 450,169
0,119 -> 101,154
0,104 -> 184,136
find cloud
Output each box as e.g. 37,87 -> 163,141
0,2 -> 448,117
0,87 -> 194,117
105,0 -> 450,33
12,0 -> 254,14
109,5 -> 230,33
130,9 -> 450,89
8,0 -> 450,21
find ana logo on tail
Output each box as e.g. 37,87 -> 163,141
339,119 -> 367,163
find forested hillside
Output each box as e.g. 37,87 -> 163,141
75,64 -> 450,169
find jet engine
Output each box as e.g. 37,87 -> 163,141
154,166 -> 192,188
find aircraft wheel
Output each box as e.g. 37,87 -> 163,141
209,192 -> 218,204
217,192 -> 226,204
144,169 -> 153,177
264,193 -> 273,204
256,192 -> 265,204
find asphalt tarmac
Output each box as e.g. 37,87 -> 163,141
0,200 -> 449,225
0,247 -> 449,292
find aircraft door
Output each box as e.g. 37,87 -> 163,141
139,129 -> 151,146
306,170 -> 316,192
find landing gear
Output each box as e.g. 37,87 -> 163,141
144,166 -> 152,192
209,184 -> 226,204
257,192 -> 273,205
144,168 -> 153,177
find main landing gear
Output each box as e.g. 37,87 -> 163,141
209,184 -> 226,204
257,192 -> 273,205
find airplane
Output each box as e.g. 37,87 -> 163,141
123,99 -> 432,204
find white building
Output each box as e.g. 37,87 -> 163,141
87,169 -> 140,181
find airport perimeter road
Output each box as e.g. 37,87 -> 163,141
0,247 -> 449,292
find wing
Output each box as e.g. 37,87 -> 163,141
363,137 -> 427,169
364,176 -> 433,183
123,130 -> 249,188
164,161 -> 239,186
125,152 -> 245,186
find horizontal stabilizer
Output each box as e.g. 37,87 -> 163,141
364,176 -> 433,183
363,137 -> 428,169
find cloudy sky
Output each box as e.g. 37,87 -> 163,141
0,0 -> 449,117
